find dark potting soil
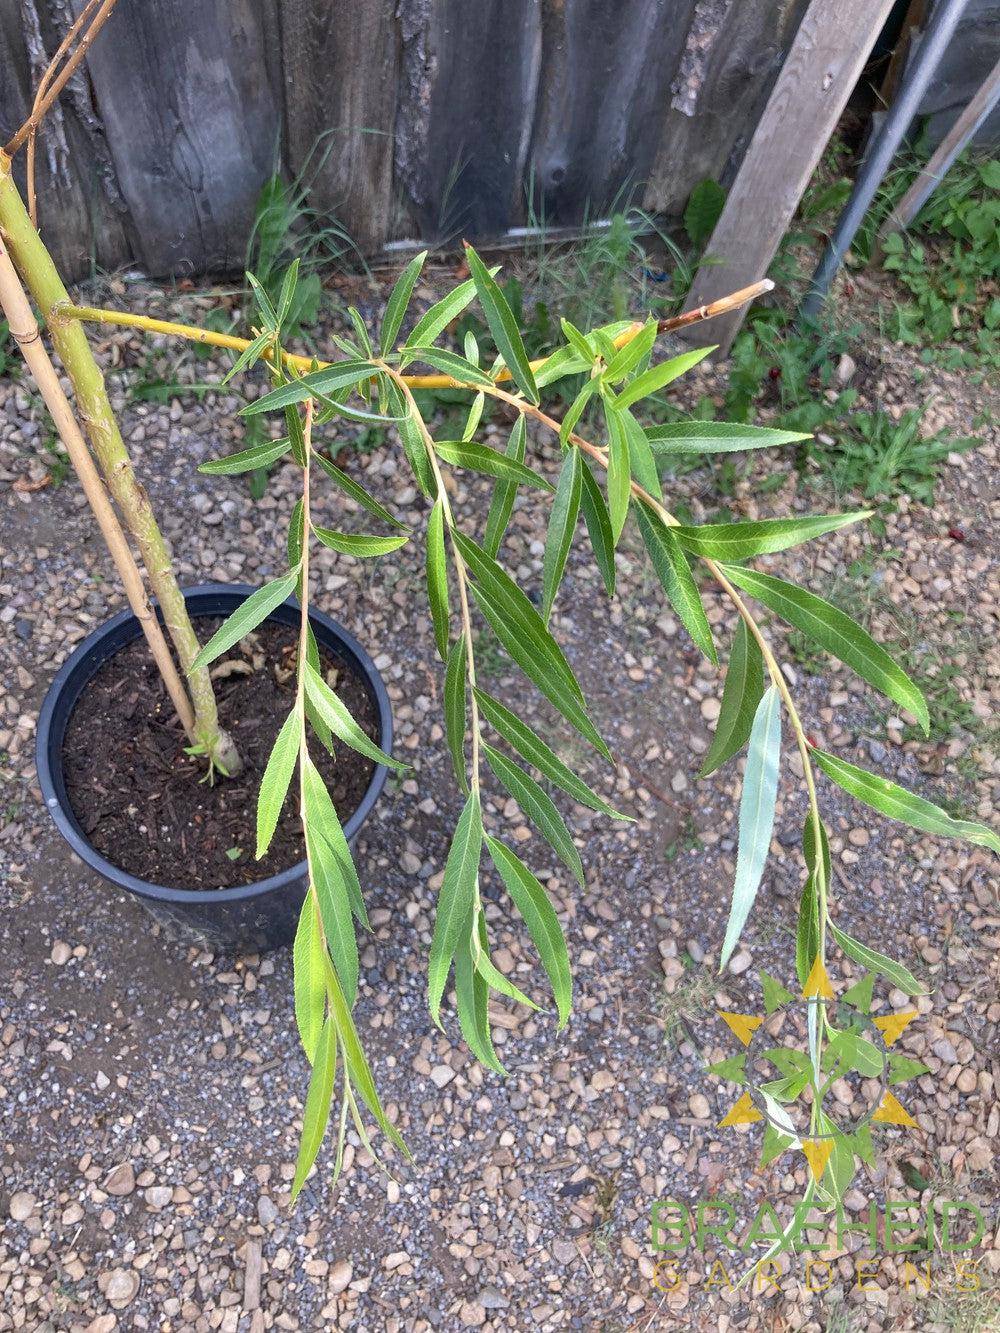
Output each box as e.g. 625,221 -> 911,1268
62,619 -> 377,890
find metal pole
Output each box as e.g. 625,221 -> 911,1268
800,0 -> 971,318
879,52 -> 1000,240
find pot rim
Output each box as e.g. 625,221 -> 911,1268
35,582 -> 392,906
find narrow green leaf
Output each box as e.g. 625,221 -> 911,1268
324,957 -> 409,1157
303,661 -> 404,770
303,623 -> 333,754
812,748 -> 999,855
307,825 -> 359,1006
722,566 -> 929,733
605,407 -> 631,544
312,451 -> 406,529
220,330 -> 273,386
313,528 -> 409,558
462,390 -> 485,440
700,621 -> 764,777
199,435 -> 292,475
483,742 -> 585,886
559,377 -> 598,447
796,875 -> 821,990
485,836 -> 571,1026
189,574 -> 297,672
256,705 -> 300,858
542,447 -> 582,621
604,319 -> 657,383
534,319 -> 633,389
302,756 -> 367,927
474,688 -> 628,820
636,502 -> 717,664
405,345 -> 496,387
240,361 -> 376,416
289,1014 -> 337,1201
720,686 -> 782,971
454,913 -> 507,1075
403,273 -> 497,350
245,270 -> 278,328
452,532 -> 586,707
482,417 -> 527,558
614,347 -> 715,409
468,576 -> 611,761
645,420 -> 811,454
465,245 -> 539,404
286,403 -> 307,466
287,498 -> 305,570
428,791 -> 483,1026
828,922 -> 926,995
380,250 -> 426,354
444,637 -> 468,792
387,379 -> 435,497
275,258 -> 301,332
347,305 -> 373,356
579,459 -> 616,598
293,892 -> 327,1062
426,498 -> 450,660
434,439 -> 552,490
560,318 -> 596,364
675,512 -> 871,561
475,943 -> 541,1011
620,406 -> 662,501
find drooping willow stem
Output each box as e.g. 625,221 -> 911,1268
478,381 -> 830,954
0,159 -> 241,776
53,280 -> 774,390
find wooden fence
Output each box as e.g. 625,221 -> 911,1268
1,0 -> 813,280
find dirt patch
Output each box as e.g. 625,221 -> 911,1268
62,619 -> 376,889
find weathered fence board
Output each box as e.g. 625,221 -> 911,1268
681,0 -> 898,355
6,0 -> 991,286
69,0 -> 279,275
280,0 -> 398,252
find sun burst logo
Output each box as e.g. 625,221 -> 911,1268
708,956 -> 927,1195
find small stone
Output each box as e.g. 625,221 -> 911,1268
688,1094 -> 710,1119
144,1186 -> 172,1209
956,1068 -> 977,1094
458,1301 -> 486,1328
728,950 -> 752,975
478,1287 -> 508,1310
50,940 -> 71,965
700,697 -> 721,722
9,1191 -> 36,1221
103,1163 -> 135,1197
591,1069 -> 615,1092
328,1259 -> 352,1294
105,1268 -> 139,1308
552,1238 -> 577,1265
430,1064 -> 455,1089
257,1195 -> 279,1225
95,1071 -> 111,1091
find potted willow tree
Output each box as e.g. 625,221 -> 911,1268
1,4 -> 996,1201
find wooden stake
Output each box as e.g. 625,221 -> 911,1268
0,236 -> 197,742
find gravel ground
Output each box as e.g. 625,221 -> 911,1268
1,271 -> 998,1332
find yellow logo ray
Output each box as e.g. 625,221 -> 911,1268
801,954 -> 833,999
719,1091 -> 763,1127
718,1011 -> 764,1047
872,1011 -> 918,1047
872,1090 -> 919,1128
801,1139 -> 835,1180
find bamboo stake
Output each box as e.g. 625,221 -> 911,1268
0,236 -> 197,741
0,157 -> 241,776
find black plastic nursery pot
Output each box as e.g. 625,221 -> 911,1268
35,583 -> 393,954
